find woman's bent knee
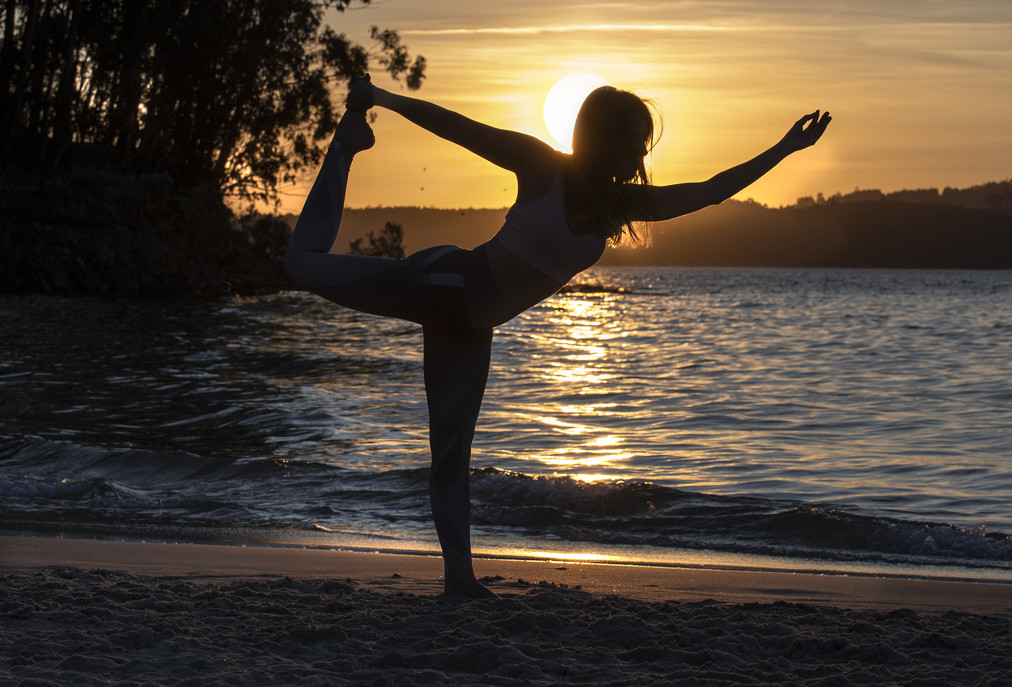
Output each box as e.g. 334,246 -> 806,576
283,250 -> 307,286
284,250 -> 336,291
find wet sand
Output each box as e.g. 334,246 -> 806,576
3,534 -> 1011,685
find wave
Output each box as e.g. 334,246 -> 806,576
468,468 -> 1012,565
3,436 -> 1009,567
0,436 -> 318,531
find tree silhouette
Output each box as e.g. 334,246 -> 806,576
0,0 -> 425,205
348,221 -> 404,258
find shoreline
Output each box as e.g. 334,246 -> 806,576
4,533 -> 1010,617
6,525 -> 1011,584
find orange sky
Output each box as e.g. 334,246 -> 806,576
275,1 -> 1012,214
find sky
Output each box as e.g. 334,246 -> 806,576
275,0 -> 1012,213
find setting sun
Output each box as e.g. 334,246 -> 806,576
542,73 -> 609,152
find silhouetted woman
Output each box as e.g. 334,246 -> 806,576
285,75 -> 831,597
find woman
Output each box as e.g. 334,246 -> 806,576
285,76 -> 831,597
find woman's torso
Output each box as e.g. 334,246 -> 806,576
468,159 -> 607,327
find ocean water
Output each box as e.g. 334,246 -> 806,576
2,268 -> 1011,580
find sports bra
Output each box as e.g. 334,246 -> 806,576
494,172 -> 606,284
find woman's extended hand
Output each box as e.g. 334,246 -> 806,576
780,110 -> 832,152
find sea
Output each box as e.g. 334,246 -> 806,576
2,267 -> 1011,582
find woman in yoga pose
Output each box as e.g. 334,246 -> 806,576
285,76 -> 831,597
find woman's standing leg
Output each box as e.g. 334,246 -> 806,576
423,325 -> 496,598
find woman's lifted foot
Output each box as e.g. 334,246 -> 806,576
332,109 -> 375,159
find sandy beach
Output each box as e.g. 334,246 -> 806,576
2,534 -> 1010,685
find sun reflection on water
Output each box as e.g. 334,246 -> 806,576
515,295 -> 641,482
566,473 -> 618,484
535,415 -> 593,435
545,364 -> 614,386
541,455 -> 620,468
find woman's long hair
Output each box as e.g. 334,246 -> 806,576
564,86 -> 658,244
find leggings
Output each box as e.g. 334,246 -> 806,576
284,143 -> 492,576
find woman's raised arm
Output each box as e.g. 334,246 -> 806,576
352,78 -> 554,176
633,110 -> 832,221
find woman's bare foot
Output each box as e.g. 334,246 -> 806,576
332,110 -> 375,158
443,570 -> 497,599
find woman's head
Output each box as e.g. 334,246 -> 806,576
570,86 -> 657,184
565,86 -> 658,244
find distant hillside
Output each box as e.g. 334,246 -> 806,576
604,201 -> 1012,269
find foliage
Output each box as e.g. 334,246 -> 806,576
348,221 -> 404,258
0,168 -> 290,294
241,212 -> 291,262
0,0 -> 425,205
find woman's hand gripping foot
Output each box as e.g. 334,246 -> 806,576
346,74 -> 374,112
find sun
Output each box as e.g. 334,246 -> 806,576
543,73 -> 609,152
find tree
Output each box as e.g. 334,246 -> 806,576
0,0 -> 425,205
348,221 -> 404,258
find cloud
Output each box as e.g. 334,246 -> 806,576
400,20 -> 1012,38
400,24 -> 737,36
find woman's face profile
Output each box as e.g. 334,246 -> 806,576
613,117 -> 651,181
